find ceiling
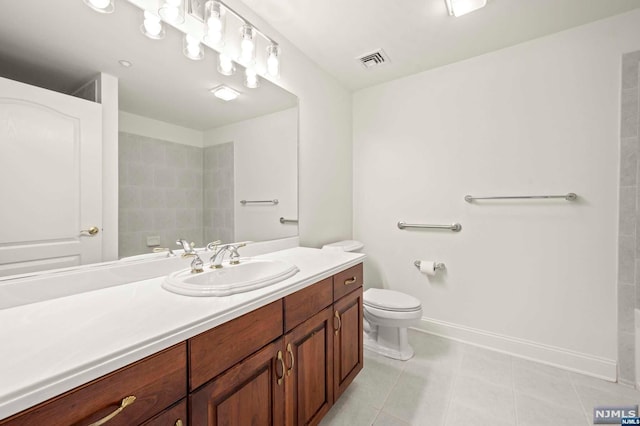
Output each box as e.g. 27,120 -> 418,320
239,0 -> 640,91
0,0 -> 297,130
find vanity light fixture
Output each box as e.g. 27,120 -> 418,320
244,67 -> 259,88
158,0 -> 185,24
445,0 -> 487,17
266,44 -> 280,78
183,34 -> 204,60
210,85 -> 240,101
83,0 -> 114,14
141,11 -> 165,39
204,0 -> 224,46
239,24 -> 256,64
217,52 -> 236,75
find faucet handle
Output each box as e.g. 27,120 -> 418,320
153,247 -> 175,257
190,254 -> 204,274
206,240 -> 223,251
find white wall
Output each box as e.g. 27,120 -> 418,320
353,10 -> 640,380
204,108 -> 298,242
119,111 -> 204,147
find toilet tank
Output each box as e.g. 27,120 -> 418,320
321,240 -> 364,252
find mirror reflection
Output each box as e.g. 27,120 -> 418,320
0,0 -> 298,276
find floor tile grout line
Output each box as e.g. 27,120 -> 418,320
440,344 -> 465,426
567,371 -> 593,425
510,355 -> 520,426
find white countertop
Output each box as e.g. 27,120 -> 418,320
0,247 -> 365,420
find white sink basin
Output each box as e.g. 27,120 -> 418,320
162,258 -> 299,296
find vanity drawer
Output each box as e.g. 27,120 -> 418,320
189,299 -> 283,391
141,398 -> 187,426
284,277 -> 333,332
333,263 -> 363,301
0,343 -> 187,426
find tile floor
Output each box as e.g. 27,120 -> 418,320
320,330 -> 640,426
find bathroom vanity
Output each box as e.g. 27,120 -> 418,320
0,247 -> 364,426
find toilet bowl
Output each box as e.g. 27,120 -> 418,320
363,288 -> 422,360
322,240 -> 423,361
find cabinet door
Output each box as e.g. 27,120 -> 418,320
141,399 -> 187,426
333,287 -> 363,401
190,338 -> 285,426
284,306 -> 334,426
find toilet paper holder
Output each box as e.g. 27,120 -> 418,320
414,260 -> 446,271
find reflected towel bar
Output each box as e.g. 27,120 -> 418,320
397,222 -> 462,232
279,217 -> 298,224
240,199 -> 279,205
464,193 -> 577,202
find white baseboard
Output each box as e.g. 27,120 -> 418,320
412,316 -> 617,382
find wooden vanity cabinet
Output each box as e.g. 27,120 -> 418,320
0,343 -> 187,426
332,263 -> 364,401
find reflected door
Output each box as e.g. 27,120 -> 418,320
0,77 -> 102,277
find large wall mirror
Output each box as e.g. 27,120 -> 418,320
0,0 -> 298,275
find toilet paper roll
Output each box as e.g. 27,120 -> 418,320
419,261 -> 437,276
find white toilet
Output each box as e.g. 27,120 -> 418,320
322,240 -> 423,361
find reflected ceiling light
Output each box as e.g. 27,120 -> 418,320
118,59 -> 133,67
239,24 -> 255,64
210,85 -> 240,101
141,11 -> 165,39
445,0 -> 487,17
217,52 -> 236,75
83,0 -> 114,14
158,0 -> 185,24
204,1 -> 224,46
244,67 -> 259,89
266,44 -> 280,78
183,34 -> 204,60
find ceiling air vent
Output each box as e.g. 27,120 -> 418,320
356,49 -> 390,69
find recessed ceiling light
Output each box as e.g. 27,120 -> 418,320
119,60 -> 133,68
445,0 -> 487,17
210,85 -> 240,101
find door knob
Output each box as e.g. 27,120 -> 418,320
81,226 -> 100,236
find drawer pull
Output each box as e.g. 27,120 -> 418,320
175,420 -> 184,426
334,311 -> 341,335
344,277 -> 357,286
276,350 -> 285,385
286,343 -> 295,377
88,395 -> 136,426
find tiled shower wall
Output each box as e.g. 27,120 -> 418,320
204,143 -> 235,244
618,51 -> 640,385
119,132 -> 203,258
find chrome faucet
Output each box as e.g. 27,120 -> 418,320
207,241 -> 247,269
176,239 -> 204,273
176,239 -> 196,256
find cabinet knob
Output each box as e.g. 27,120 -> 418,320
175,420 -> 184,426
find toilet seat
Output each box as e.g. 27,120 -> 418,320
364,288 -> 421,312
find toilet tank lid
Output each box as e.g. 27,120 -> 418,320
321,240 -> 364,252
364,288 -> 422,311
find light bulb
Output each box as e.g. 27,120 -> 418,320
204,1 -> 224,46
217,53 -> 235,76
244,67 -> 259,89
240,25 -> 255,63
142,11 -> 164,39
184,34 -> 203,60
159,0 -> 184,24
89,0 -> 111,8
83,0 -> 114,13
266,45 -> 280,77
